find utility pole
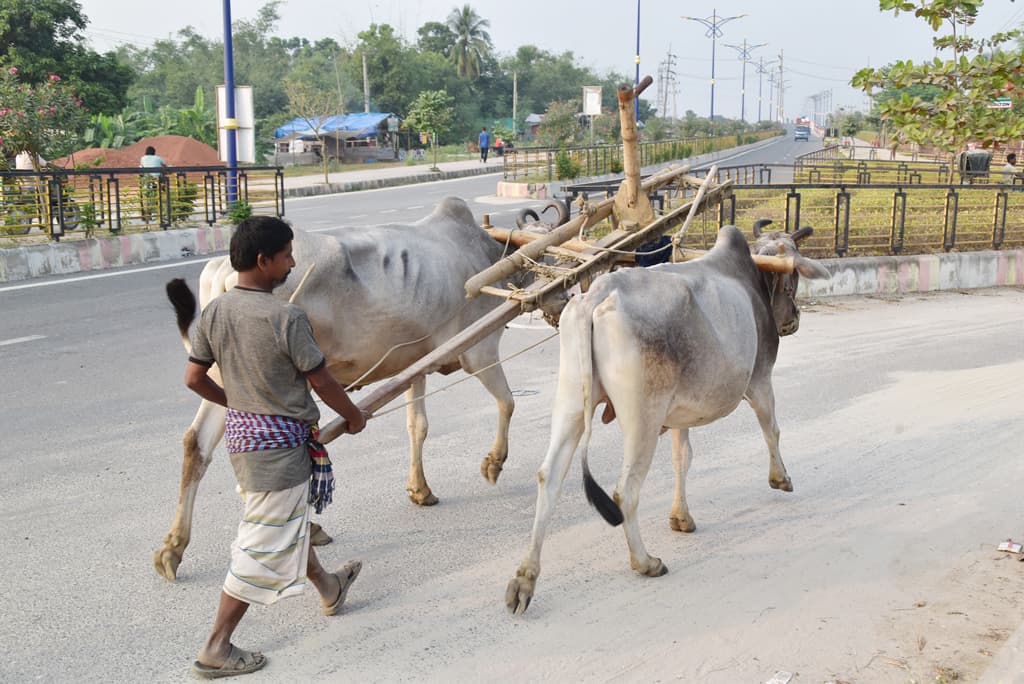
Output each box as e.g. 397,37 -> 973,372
512,71 -> 518,139
331,49 -> 344,116
723,38 -> 766,123
755,57 -> 776,123
362,51 -> 370,113
776,50 -> 785,123
767,69 -> 776,123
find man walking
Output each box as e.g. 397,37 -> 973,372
177,216 -> 368,678
478,127 -> 490,163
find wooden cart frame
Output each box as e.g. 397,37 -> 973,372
317,76 -> 791,444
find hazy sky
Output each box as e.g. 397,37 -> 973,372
76,0 -> 1024,123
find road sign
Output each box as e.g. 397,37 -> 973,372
988,97 -> 1013,110
582,86 -> 602,116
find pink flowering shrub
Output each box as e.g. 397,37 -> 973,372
0,68 -> 87,167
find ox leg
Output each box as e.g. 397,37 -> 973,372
154,398 -> 225,581
613,426 -> 667,578
460,340 -> 514,485
505,399 -> 585,614
404,375 -> 438,506
745,377 -> 793,492
668,428 -> 697,533
506,313 -> 586,615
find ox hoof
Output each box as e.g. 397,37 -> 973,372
480,456 -> 504,485
407,488 -> 439,506
669,514 -> 696,533
770,476 -> 794,492
505,574 -> 537,615
153,543 -> 183,582
309,522 -> 333,546
632,557 -> 668,578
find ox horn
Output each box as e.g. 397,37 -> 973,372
791,226 -> 814,244
540,200 -> 570,226
752,218 -> 773,238
515,208 -> 540,228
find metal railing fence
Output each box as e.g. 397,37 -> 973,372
562,163 -> 1024,259
677,181 -> 1024,258
0,165 -> 285,242
502,130 -> 782,182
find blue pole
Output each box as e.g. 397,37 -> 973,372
223,0 -> 238,205
710,9 -> 717,137
634,0 -> 641,122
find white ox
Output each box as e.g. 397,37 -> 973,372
155,197 -> 518,581
505,221 -> 830,613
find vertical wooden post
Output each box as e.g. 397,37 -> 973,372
614,76 -> 655,230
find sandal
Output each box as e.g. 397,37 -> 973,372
192,644 -> 267,679
322,560 -> 362,616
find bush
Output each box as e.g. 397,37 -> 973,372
555,149 -> 581,180
171,181 -> 199,223
225,200 -> 253,225
609,158 -> 624,174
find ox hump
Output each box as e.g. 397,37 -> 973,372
431,197 -> 476,226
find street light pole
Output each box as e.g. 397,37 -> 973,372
682,9 -> 745,136
634,0 -> 641,122
723,39 -> 766,124
222,0 -> 238,205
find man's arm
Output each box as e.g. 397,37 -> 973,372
184,361 -> 227,407
306,365 -> 367,434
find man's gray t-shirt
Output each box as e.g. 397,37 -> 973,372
190,287 -> 325,491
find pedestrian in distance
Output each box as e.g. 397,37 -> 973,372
478,127 -> 490,163
176,215 -> 369,679
140,145 -> 167,172
1001,152 -> 1020,186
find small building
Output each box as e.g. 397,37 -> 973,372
524,113 -> 544,138
271,112 -> 401,166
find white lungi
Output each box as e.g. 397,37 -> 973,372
223,480 -> 312,606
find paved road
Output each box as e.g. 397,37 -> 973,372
1,248 -> 1021,681
279,135 -> 818,232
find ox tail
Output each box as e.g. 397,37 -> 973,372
166,278 -> 197,354
578,298 -> 624,527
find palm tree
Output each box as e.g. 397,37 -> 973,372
445,5 -> 492,80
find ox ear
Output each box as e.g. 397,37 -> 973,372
795,255 -> 830,280
791,226 -> 814,244
752,218 -> 772,237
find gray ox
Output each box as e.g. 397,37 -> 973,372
155,197 -> 518,581
506,221 -> 829,613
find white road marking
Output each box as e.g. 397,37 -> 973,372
380,209 -> 398,214
0,335 -> 46,347
0,258 -> 218,292
407,205 -> 424,210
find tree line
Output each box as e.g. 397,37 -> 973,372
3,0 -> 669,163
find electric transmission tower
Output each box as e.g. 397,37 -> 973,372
657,46 -> 678,120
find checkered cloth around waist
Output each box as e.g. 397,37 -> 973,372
224,408 -> 310,453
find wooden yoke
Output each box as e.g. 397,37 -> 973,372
613,76 -> 656,232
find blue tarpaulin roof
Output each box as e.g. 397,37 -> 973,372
274,112 -> 396,139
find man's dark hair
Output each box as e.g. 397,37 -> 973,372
145,146 -> 156,155
1008,152 -> 1017,165
230,216 -> 294,271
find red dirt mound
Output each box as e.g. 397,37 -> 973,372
54,135 -> 221,169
